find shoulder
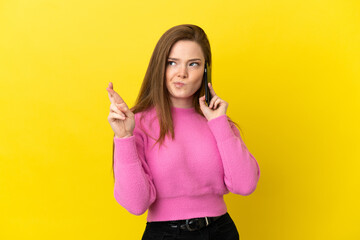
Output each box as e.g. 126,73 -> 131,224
133,106 -> 158,135
134,106 -> 157,123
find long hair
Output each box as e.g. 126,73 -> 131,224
111,24 -> 243,180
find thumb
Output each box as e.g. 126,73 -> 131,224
117,103 -> 133,117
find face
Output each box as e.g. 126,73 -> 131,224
165,40 -> 205,108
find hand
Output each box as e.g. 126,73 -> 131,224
106,82 -> 135,138
199,82 -> 228,121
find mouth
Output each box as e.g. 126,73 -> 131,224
174,82 -> 185,87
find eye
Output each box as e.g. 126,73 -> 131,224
190,62 -> 200,66
167,61 -> 176,66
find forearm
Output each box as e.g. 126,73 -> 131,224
113,136 -> 156,215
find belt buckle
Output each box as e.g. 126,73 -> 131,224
185,217 -> 209,231
185,219 -> 198,231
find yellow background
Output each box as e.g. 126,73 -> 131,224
1,0 -> 359,239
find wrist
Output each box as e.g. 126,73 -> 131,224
115,134 -> 133,139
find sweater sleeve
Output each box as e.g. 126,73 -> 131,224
207,114 -> 260,196
113,124 -> 157,215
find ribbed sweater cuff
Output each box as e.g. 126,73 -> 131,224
113,136 -> 140,165
207,115 -> 235,142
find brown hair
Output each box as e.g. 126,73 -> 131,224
111,24 -> 243,180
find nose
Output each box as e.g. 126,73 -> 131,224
177,65 -> 188,78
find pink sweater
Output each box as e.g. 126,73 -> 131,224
113,106 -> 260,222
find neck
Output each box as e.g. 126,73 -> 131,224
170,97 -> 194,109
170,105 -> 196,113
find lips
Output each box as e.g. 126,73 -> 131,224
174,82 -> 185,87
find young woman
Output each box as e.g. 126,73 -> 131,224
106,24 -> 260,240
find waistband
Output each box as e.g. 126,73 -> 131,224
146,194 -> 227,222
147,212 -> 228,232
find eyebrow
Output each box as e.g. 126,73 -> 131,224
168,58 -> 202,61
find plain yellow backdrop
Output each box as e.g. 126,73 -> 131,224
0,0 -> 359,239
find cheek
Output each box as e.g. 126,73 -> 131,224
165,71 -> 171,84
166,69 -> 174,82
193,71 -> 204,85
195,78 -> 203,91
194,69 -> 204,79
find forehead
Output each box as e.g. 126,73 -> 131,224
168,40 -> 204,59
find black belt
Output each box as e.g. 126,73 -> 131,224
167,214 -> 223,232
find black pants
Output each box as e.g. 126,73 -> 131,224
141,212 -> 239,240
